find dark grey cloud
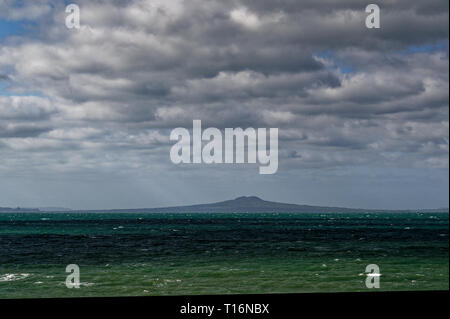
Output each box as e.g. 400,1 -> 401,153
0,96 -> 57,121
0,124 -> 51,138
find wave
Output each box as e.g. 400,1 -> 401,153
0,273 -> 30,282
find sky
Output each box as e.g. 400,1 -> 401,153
0,0 -> 449,210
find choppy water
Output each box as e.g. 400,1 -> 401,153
0,212 -> 448,299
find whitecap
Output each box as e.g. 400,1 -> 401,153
164,279 -> 182,283
80,282 -> 95,287
0,273 -> 30,282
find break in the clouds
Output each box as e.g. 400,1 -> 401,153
0,0 -> 448,210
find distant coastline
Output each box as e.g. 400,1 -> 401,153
2,196 -> 448,213
0,207 -> 40,213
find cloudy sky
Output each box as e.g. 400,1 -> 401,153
0,0 -> 448,210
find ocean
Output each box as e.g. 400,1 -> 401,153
0,212 -> 448,299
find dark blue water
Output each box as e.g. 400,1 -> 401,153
0,212 -> 448,298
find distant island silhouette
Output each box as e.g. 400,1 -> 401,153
1,196 -> 448,213
90,196 -> 450,213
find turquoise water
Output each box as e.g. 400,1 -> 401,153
0,212 -> 448,299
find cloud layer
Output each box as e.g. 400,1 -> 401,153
0,0 -> 448,209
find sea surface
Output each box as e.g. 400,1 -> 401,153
0,212 -> 448,299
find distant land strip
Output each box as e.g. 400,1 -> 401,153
2,196 -> 448,213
